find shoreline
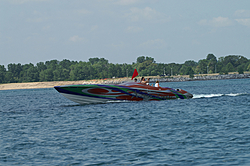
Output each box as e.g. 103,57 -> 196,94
1,73 -> 250,91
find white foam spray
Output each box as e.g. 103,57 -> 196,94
193,93 -> 247,99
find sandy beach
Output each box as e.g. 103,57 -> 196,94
0,78 -> 131,90
0,81 -> 82,90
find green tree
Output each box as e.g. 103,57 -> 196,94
186,66 -> 194,78
137,58 -> 156,76
236,56 -> 248,66
184,60 -> 198,67
26,65 -> 39,82
226,62 -> 235,72
145,57 -> 155,63
20,63 -> 34,82
197,59 -> 208,74
221,55 -> 248,70
53,67 -> 63,81
113,64 -> 122,78
120,63 -> 133,78
37,62 -> 47,72
39,70 -> 45,81
71,62 -> 89,80
206,54 -> 217,62
89,57 -> 100,65
7,63 -> 22,82
180,65 -> 188,75
0,65 -> 6,83
59,59 -> 74,69
168,63 -> 182,76
45,60 -> 59,70
247,64 -> 250,71
44,68 -> 54,81
99,58 -> 109,65
237,65 -> 244,74
136,56 -> 146,63
89,57 -> 108,66
206,54 -> 217,73
217,57 -> 225,74
5,71 -> 14,83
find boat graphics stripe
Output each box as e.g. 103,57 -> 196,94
55,86 -> 122,101
170,90 -> 186,99
97,84 -> 164,100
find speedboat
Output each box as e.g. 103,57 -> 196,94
54,82 -> 193,104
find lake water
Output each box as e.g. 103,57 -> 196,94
1,79 -> 250,165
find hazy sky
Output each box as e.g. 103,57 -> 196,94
1,0 -> 250,67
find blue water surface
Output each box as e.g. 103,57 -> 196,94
1,79 -> 250,165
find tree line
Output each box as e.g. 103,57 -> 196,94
1,54 -> 250,83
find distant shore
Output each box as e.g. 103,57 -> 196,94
1,73 -> 250,90
155,73 -> 250,82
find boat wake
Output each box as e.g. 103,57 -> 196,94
193,93 -> 248,99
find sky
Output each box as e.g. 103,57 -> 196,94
1,0 -> 250,68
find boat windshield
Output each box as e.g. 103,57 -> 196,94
119,81 -> 148,86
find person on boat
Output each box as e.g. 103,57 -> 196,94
134,78 -> 137,82
141,77 -> 147,84
155,80 -> 160,87
146,78 -> 151,85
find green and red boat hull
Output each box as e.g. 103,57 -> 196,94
54,82 -> 193,104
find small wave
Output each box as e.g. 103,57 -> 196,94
193,93 -> 248,99
225,93 -> 247,97
193,94 -> 224,99
107,100 -> 131,103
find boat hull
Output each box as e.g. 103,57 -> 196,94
54,82 -> 193,104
